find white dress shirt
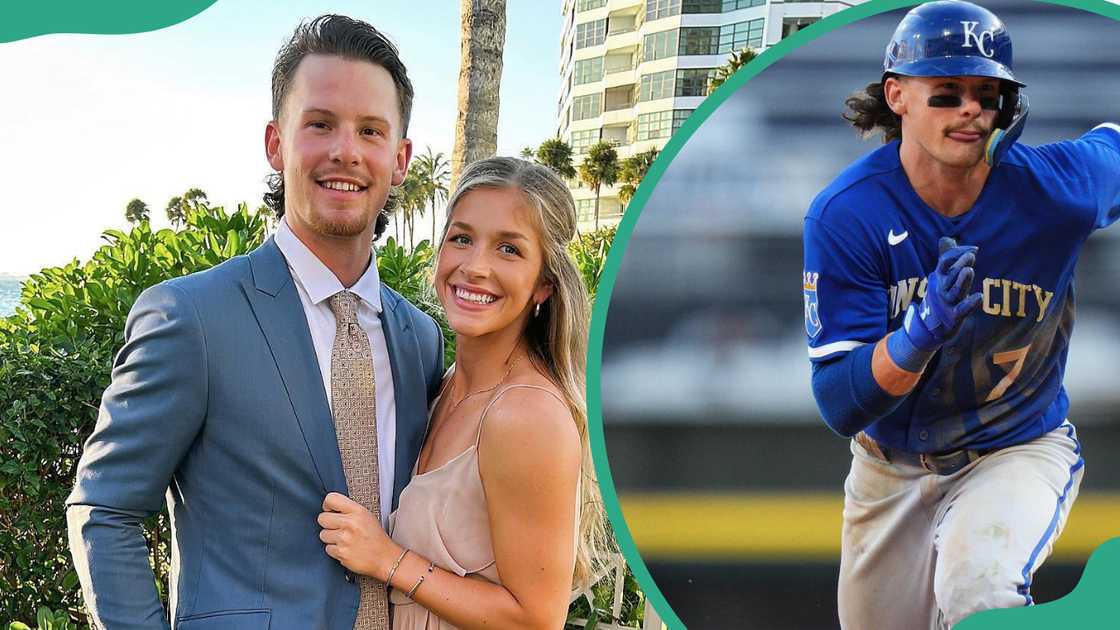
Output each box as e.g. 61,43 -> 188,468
275,218 -> 396,526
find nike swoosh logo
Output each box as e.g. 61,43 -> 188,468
888,229 -> 909,246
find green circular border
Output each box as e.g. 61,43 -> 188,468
586,1 -> 1120,628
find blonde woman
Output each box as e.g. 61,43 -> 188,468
318,156 -> 607,628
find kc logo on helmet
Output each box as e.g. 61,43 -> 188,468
960,21 -> 996,57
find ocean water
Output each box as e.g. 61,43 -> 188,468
0,278 -> 23,317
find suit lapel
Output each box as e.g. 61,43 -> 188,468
242,238 -> 347,495
379,286 -> 426,510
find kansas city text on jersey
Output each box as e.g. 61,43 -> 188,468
887,275 -> 1054,322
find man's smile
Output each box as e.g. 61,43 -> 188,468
316,176 -> 368,194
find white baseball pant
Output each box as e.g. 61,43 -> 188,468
837,422 -> 1083,630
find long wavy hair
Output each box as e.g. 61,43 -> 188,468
437,157 -> 609,588
843,80 -> 903,143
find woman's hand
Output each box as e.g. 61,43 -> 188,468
318,492 -> 402,581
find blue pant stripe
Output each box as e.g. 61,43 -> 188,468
1017,423 -> 1082,606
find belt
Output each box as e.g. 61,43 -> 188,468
854,431 -> 997,476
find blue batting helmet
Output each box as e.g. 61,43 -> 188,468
883,0 -> 1029,166
883,0 -> 1024,87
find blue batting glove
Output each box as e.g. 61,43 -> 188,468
888,237 -> 983,371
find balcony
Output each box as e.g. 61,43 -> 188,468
604,28 -> 639,49
601,107 -> 634,126
606,60 -> 634,74
605,72 -> 636,90
607,14 -> 637,35
602,126 -> 632,147
783,17 -> 820,38
604,51 -> 635,76
604,85 -> 635,111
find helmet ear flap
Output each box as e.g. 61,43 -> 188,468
996,83 -> 1020,130
986,90 -> 1029,167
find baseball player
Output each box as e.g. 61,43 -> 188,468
802,1 -> 1120,628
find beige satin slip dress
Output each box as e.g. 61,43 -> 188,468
388,381 -> 568,629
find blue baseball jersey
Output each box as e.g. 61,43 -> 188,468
804,124 -> 1120,453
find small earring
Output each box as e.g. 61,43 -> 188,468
534,302 -> 541,318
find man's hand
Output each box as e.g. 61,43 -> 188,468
318,492 -> 400,582
904,236 -> 983,351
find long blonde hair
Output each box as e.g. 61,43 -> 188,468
438,156 -> 609,588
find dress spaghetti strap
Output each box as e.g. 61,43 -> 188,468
473,384 -> 566,447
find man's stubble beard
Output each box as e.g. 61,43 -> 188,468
948,144 -> 987,170
291,180 -> 389,239
937,150 -> 984,170
310,211 -> 375,238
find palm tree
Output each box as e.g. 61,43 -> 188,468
413,147 -> 451,243
125,198 -> 150,224
617,148 -> 659,206
451,0 -> 507,189
578,142 -> 620,230
536,138 -> 577,180
166,196 -> 186,227
383,186 -> 404,244
166,188 -> 209,228
398,171 -> 426,248
183,187 -> 208,208
520,146 -> 536,160
709,47 -> 759,93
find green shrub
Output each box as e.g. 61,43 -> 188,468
571,224 -> 617,302
12,204 -> 269,349
375,237 -> 455,367
0,336 -> 109,624
8,606 -> 77,630
0,203 -> 269,625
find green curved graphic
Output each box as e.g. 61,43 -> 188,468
584,0 -> 1120,628
957,537 -> 1120,630
1,1 -> 218,44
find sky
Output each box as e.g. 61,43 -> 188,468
0,1 -> 562,275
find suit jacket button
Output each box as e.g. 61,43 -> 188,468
345,571 -> 354,583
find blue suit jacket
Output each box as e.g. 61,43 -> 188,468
66,237 -> 444,630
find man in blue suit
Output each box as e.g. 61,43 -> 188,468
66,16 -> 443,629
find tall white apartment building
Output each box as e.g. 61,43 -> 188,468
557,0 -> 860,231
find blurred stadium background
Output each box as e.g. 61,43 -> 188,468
599,1 -> 1120,627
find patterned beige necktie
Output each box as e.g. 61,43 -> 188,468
327,291 -> 388,630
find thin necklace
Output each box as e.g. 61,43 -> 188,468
442,348 -> 524,419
